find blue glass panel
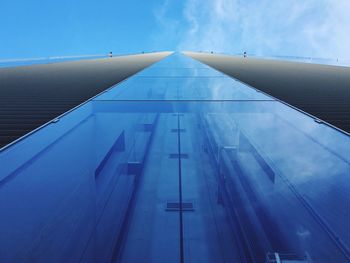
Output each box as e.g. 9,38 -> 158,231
96,53 -> 272,101
0,53 -> 350,263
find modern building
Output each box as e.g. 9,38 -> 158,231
0,52 -> 350,263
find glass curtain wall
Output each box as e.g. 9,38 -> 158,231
1,53 -> 350,263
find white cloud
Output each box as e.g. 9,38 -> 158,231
151,0 -> 183,50
162,0 -> 350,59
179,0 -> 240,52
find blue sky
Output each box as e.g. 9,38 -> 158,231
1,0 -> 349,59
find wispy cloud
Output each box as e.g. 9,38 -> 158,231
155,0 -> 350,59
151,0 -> 183,51
179,0 -> 240,52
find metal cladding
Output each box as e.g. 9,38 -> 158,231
185,51 -> 350,134
0,52 -> 172,148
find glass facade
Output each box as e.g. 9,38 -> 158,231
0,53 -> 350,263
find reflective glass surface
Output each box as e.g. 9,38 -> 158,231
1,53 -> 350,263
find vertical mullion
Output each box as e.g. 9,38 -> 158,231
177,113 -> 184,263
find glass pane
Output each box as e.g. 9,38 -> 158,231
96,53 -> 272,101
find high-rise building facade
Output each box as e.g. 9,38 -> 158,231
1,52 -> 350,263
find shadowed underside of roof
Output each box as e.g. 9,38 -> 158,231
185,51 -> 350,135
0,52 -> 171,148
